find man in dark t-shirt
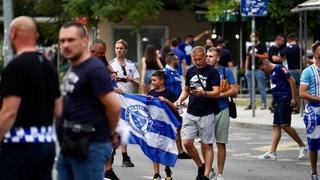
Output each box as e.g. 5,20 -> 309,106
90,38 -> 117,80
0,16 -> 62,180
268,35 -> 285,64
57,22 -> 120,179
175,46 -> 220,180
258,59 -> 307,161
215,38 -> 234,68
280,34 -> 302,113
244,32 -> 268,110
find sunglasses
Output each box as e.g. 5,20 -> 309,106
121,65 -> 127,76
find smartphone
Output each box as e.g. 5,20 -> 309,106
118,78 -> 128,82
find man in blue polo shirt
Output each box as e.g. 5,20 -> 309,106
258,59 -> 307,161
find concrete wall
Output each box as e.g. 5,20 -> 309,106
98,10 -> 212,61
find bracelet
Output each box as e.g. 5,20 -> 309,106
111,71 -> 117,75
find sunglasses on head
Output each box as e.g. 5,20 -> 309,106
121,65 -> 127,76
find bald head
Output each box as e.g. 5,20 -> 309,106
10,16 -> 37,36
10,16 -> 38,53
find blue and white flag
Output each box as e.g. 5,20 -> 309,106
118,93 -> 181,167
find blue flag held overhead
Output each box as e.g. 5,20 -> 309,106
117,93 -> 181,167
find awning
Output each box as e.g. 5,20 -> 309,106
291,0 -> 320,13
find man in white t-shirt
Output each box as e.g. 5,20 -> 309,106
105,39 -> 140,180
110,40 -> 140,93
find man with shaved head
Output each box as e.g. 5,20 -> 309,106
0,16 -> 62,180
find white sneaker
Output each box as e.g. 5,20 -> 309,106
258,152 -> 277,160
216,174 -> 224,180
298,146 -> 308,159
311,174 -> 318,180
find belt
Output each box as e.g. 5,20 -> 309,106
3,126 -> 56,143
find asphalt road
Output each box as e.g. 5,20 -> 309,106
107,126 -> 311,180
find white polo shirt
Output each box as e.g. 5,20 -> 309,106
110,58 -> 140,93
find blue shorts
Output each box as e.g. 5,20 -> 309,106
273,100 -> 292,126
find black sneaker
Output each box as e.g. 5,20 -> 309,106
104,169 -> 120,180
122,156 -> 134,167
201,176 -> 209,180
196,164 -> 205,180
178,152 -> 192,159
165,167 -> 172,180
153,173 -> 161,180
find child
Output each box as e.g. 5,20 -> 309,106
148,70 -> 179,180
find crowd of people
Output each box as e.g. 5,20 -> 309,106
0,16 -> 320,180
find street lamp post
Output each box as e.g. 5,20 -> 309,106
3,0 -> 14,66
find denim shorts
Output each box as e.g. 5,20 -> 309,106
273,100 -> 292,126
56,142 -> 112,180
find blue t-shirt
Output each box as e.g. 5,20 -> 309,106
301,64 -> 320,106
270,64 -> 292,101
178,41 -> 195,66
216,66 -> 236,110
280,44 -> 301,69
186,65 -> 220,116
163,65 -> 182,98
171,48 -> 185,75
59,57 -> 114,142
219,48 -> 233,67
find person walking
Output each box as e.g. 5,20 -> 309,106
258,59 -> 307,161
206,47 -> 238,180
244,32 -> 268,110
0,16 -> 62,180
57,22 -> 120,180
300,41 -> 320,180
174,46 -> 220,180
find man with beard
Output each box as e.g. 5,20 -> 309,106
0,16 -> 62,180
56,22 -> 120,180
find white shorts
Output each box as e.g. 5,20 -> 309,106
182,112 -> 215,144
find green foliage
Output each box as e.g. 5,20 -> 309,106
207,0 -> 240,22
62,0 -> 163,29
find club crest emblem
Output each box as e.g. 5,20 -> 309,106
125,105 -> 153,135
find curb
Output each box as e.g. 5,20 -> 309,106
230,120 -> 305,130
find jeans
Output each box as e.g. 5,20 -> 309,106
56,142 -> 112,180
245,70 -> 267,105
0,143 -> 55,180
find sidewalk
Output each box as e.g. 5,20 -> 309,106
231,107 -> 306,130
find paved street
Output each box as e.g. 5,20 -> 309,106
107,126 -> 311,180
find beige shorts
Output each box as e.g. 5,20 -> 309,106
214,108 -> 230,144
182,112 -> 215,144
